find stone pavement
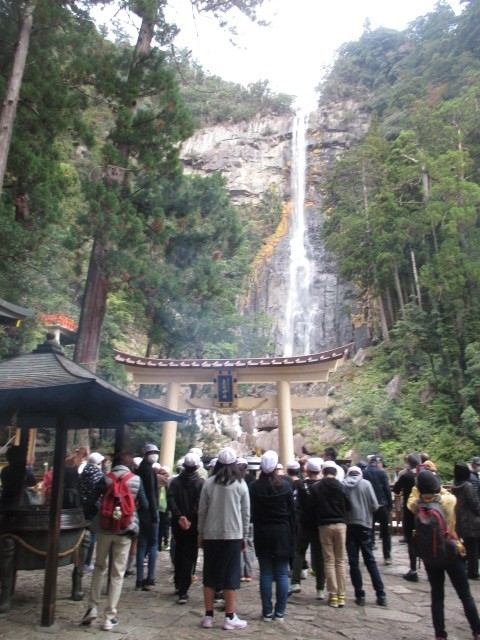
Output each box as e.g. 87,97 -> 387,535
0,534 -> 479,640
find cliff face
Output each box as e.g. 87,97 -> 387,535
180,100 -> 371,355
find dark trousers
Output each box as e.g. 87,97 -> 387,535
173,529 -> 198,597
370,505 -> 391,560
346,524 -> 385,598
291,524 -> 325,590
425,555 -> 480,637
464,536 -> 480,578
403,508 -> 417,572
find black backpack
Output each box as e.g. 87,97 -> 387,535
413,498 -> 458,567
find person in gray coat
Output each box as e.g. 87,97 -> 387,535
342,466 -> 387,607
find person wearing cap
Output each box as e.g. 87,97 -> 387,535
198,446 -> 250,630
81,451 -> 143,631
323,447 -> 346,481
189,447 -> 209,480
407,470 -> 480,640
135,443 -> 161,591
79,452 -> 107,573
309,461 -> 351,608
393,453 -> 421,582
288,457 -> 326,600
249,450 -> 295,622
342,466 -> 387,607
362,455 -> 393,565
167,452 -> 205,604
451,462 -> 480,580
470,457 -> 480,499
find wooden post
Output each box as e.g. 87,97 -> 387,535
276,380 -> 294,467
160,382 -> 180,470
41,414 -> 67,627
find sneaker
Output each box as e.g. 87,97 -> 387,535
124,569 -> 134,577
201,615 -> 214,629
83,564 -> 94,574
328,594 -> 338,608
403,570 -> 419,582
178,594 -> 189,604
262,614 -> 273,622
384,557 -> 392,566
288,582 -> 301,595
376,595 -> 387,607
142,578 -> 155,591
222,614 -> 248,630
273,615 -> 284,622
103,618 -> 118,631
309,568 -> 316,576
135,580 -> 142,590
81,606 -> 97,625
301,569 -> 308,579
337,594 -> 345,608
316,589 -> 326,600
355,596 -> 366,606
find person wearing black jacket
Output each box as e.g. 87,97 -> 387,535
393,453 -> 420,582
167,453 -> 205,604
309,461 -> 351,608
249,450 -> 295,622
363,455 -> 393,565
136,444 -> 160,591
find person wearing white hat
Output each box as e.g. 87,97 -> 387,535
288,457 -> 326,600
198,446 -> 250,630
249,450 -> 295,622
167,453 -> 205,604
79,452 -> 107,573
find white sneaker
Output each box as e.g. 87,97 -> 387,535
103,617 -> 118,631
201,615 -> 213,628
83,564 -> 94,574
301,569 -> 308,579
288,582 -> 301,595
81,606 -> 97,625
222,614 -> 248,630
317,589 -> 326,600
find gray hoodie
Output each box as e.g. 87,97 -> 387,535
342,473 -> 379,529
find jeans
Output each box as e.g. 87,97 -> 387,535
257,554 -> 289,618
371,505 -> 391,560
346,524 -> 385,598
319,522 -> 347,596
425,555 -> 480,637
136,522 -> 159,582
242,523 -> 254,578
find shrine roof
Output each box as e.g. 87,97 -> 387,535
114,343 -> 354,370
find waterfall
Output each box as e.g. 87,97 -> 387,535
283,111 -> 316,357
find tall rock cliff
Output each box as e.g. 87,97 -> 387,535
181,100 -> 371,356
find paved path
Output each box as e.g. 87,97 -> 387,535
0,535 -> 478,639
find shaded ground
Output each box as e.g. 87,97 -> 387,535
0,534 -> 478,639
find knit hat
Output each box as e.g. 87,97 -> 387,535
217,447 -> 236,465
347,465 -> 362,476
306,457 -> 323,473
417,470 -> 441,494
260,450 -> 278,474
183,453 -> 200,468
88,452 -> 104,465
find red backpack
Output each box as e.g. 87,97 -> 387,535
100,472 -> 136,533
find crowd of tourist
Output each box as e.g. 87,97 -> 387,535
3,441 -> 480,639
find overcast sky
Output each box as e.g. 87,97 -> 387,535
165,0 -> 462,109
95,0 -> 462,110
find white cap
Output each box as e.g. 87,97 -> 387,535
88,452 -> 104,465
260,450 -> 278,474
218,447 -> 236,465
184,453 -> 200,468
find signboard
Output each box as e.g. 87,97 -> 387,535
214,369 -> 238,409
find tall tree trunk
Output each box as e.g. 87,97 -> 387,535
410,249 -> 422,309
73,235 -> 109,371
393,260 -> 405,314
0,0 -> 36,192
